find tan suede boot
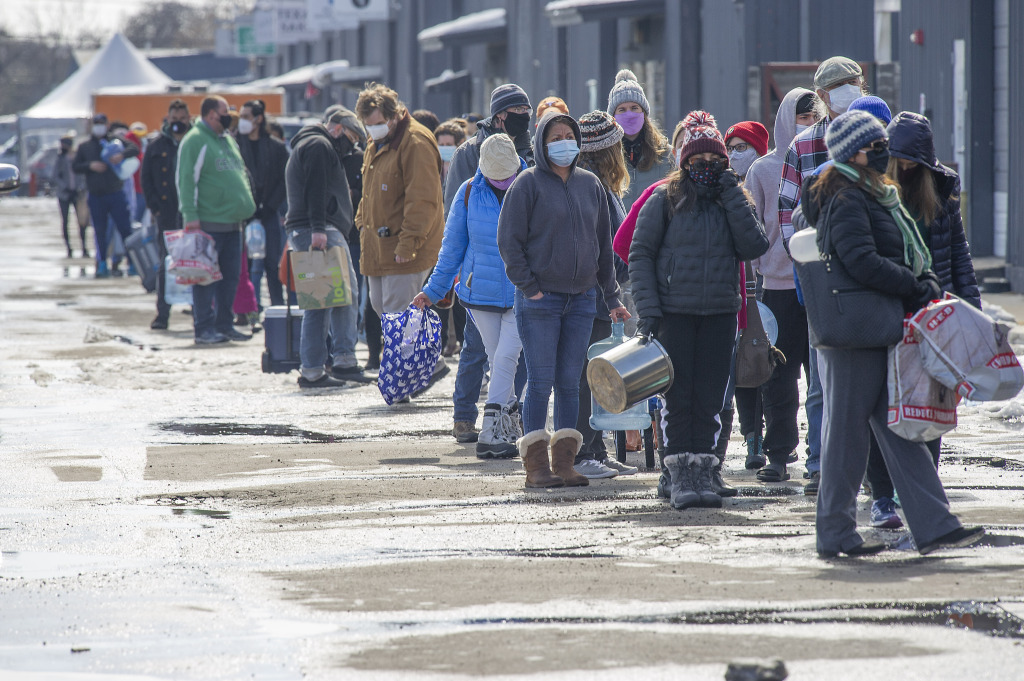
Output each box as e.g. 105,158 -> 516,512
518,429 -> 562,488
549,428 -> 589,487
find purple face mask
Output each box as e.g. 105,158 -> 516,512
615,111 -> 645,136
487,174 -> 517,191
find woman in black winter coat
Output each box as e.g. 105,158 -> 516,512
861,111 -> 983,532
802,110 -> 982,558
629,111 -> 768,511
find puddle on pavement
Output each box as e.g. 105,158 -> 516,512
945,455 -> 1024,471
156,421 -> 351,444
449,599 -> 1024,639
170,508 -> 232,520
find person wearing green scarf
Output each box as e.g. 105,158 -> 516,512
800,109 -> 983,559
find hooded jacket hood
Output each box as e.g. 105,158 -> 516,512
773,87 -> 814,158
291,122 -> 335,150
533,113 -> 582,176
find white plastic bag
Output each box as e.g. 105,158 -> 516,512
887,319 -> 959,442
909,294 -> 1024,402
164,229 -> 223,286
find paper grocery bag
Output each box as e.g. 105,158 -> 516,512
290,246 -> 353,309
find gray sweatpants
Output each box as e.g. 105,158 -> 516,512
816,346 -> 962,554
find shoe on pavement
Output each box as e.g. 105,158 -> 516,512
476,403 -> 518,459
870,497 -> 903,529
804,470 -> 820,496
656,471 -> 671,499
330,365 -> 376,384
786,451 -> 798,464
453,421 -> 478,443
818,540 -> 887,559
150,316 -> 168,330
223,328 -> 253,342
744,433 -> 765,470
710,465 -> 737,497
918,526 -> 985,555
573,458 -> 618,479
601,457 -> 638,475
298,373 -> 347,389
195,331 -> 229,345
95,261 -> 110,278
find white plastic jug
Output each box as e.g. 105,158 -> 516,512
246,220 -> 266,260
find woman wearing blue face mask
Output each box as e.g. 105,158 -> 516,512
414,133 -> 525,460
433,120 -> 467,191
498,113 -> 630,489
630,111 -> 769,510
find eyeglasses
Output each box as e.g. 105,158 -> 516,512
504,105 -> 531,115
859,139 -> 888,154
726,142 -> 750,153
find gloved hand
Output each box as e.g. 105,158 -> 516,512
637,316 -> 661,338
717,167 -> 741,190
912,271 -> 942,309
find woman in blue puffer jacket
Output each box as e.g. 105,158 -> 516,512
413,134 -> 526,459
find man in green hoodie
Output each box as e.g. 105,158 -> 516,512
176,96 -> 256,344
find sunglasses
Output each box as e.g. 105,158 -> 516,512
859,139 -> 889,154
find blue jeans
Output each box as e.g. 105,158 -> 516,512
452,313 -> 489,423
192,229 -> 242,338
87,191 -> 132,265
249,211 -> 286,309
288,228 -> 359,379
805,343 -> 823,473
515,288 -> 597,433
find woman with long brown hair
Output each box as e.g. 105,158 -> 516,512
607,69 -> 674,209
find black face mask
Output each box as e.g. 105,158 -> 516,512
897,164 -> 918,185
866,148 -> 890,174
169,121 -> 190,135
502,111 -> 530,138
218,114 -> 233,131
688,158 -> 726,187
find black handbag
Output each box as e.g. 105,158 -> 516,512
794,193 -> 905,350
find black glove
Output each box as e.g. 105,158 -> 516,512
637,316 -> 661,338
717,167 -> 741,190
912,271 -> 942,309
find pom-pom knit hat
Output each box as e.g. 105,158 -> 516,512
578,111 -> 624,152
825,110 -> 887,163
606,69 -> 650,116
678,110 -> 728,163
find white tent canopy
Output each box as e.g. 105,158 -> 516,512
22,33 -> 172,121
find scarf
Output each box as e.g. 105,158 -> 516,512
833,161 -> 932,277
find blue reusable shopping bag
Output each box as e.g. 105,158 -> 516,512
378,306 -> 443,405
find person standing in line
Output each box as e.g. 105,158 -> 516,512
443,84 -> 535,443
52,132 -> 90,259
802,110 -> 983,557
860,110 -> 982,530
607,69 -> 674,210
175,96 -> 256,345
73,112 -> 139,278
498,112 -> 629,489
432,119 -> 469,357
629,111 -> 768,510
285,107 -> 374,388
127,121 -> 148,222
237,99 -> 290,313
572,110 -> 638,480
354,83 -> 448,391
742,89 -> 818,476
413,134 -> 526,458
142,98 -> 192,330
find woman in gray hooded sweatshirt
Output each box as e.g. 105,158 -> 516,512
498,112 -> 629,490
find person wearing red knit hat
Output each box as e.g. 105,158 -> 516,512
629,110 -> 768,511
724,121 -> 769,179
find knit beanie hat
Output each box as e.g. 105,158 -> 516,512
479,133 -> 521,181
489,83 -> 531,117
606,69 -> 650,116
678,110 -> 728,163
825,110 -> 887,163
578,110 -> 624,152
814,56 -> 863,90
536,96 -> 569,121
848,95 -> 893,125
724,121 -> 769,157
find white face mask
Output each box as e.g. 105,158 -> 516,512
729,148 -> 758,177
92,124 -> 107,137
366,122 -> 390,141
827,83 -> 862,114
237,118 -> 254,136
794,124 -> 810,137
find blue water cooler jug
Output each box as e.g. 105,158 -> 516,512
588,322 -> 653,431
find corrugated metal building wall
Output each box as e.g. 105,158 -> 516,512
1005,1 -> 1024,289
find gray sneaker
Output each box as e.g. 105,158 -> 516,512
600,457 -> 638,475
453,421 -> 478,443
573,458 -> 618,479
195,330 -> 229,345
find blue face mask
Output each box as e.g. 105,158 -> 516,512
438,145 -> 456,162
546,139 -> 579,167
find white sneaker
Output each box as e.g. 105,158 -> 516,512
601,457 -> 638,475
573,458 -> 618,479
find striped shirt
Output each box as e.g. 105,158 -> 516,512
777,117 -> 830,240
